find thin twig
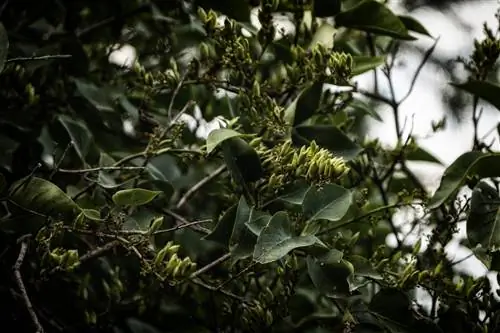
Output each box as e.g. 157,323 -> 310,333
176,165 -> 227,210
191,279 -> 248,303
162,208 -> 211,234
13,236 -> 44,333
57,166 -> 144,174
399,37 -> 439,105
6,54 -> 72,63
189,253 -> 231,280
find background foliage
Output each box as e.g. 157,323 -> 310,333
2,0 -> 500,332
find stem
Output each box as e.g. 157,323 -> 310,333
176,165 -> 227,210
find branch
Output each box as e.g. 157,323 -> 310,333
162,208 -> 211,234
6,54 -> 72,63
58,166 -> 144,174
176,165 -> 227,210
13,236 -> 44,333
188,253 -> 231,280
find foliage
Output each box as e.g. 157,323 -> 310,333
1,0 -> 500,332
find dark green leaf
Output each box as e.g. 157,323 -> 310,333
245,208 -> 271,236
277,183 -> 311,205
307,252 -> 354,295
398,15 -> 432,37
112,188 -> 161,206
406,147 -> 443,164
428,152 -> 500,209
284,82 -> 324,127
0,22 -> 8,73
348,99 -> 383,122
9,177 -> 81,219
253,211 -> 318,264
349,255 -> 382,279
72,78 -> 115,112
335,0 -> 414,40
369,288 -> 414,332
81,209 -> 102,221
352,56 -> 386,76
58,115 -> 93,162
221,137 -> 263,183
293,125 -> 362,160
230,196 -> 251,247
467,181 -> 500,252
451,79 -> 500,111
204,204 -> 238,247
303,184 -> 352,223
146,154 -> 182,184
206,128 -> 244,154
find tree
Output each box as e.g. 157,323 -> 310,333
1,0 -> 500,332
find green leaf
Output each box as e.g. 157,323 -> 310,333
349,255 -> 382,280
428,152 -> 500,209
253,211 -> 318,264
81,209 -> 102,221
206,128 -> 244,154
313,0 -> 341,17
406,147 -> 443,164
112,189 -> 161,206
0,22 -> 8,73
204,204 -> 238,247
58,115 -> 93,162
303,184 -> 352,222
352,56 -> 386,76
293,125 -> 362,160
348,99 -> 383,122
451,79 -> 500,112
245,208 -> 271,236
335,0 -> 414,40
277,183 -> 311,205
467,181 -> 500,252
398,15 -> 432,37
369,288 -> 414,332
72,78 -> 115,112
9,177 -> 81,219
230,196 -> 252,247
307,251 -> 354,295
221,137 -> 263,183
284,82 -> 324,127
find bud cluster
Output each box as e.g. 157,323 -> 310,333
153,241 -> 197,282
251,138 -> 349,194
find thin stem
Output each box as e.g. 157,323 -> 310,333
189,253 -> 231,280
176,165 -> 227,210
6,54 -> 72,63
13,236 -> 44,333
57,166 -> 144,174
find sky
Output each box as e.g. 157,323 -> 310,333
108,0 -> 500,291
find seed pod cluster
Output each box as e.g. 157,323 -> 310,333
48,248 -> 80,271
153,241 -> 197,281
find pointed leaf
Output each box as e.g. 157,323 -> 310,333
245,208 -> 272,236
112,189 -> 161,206
350,255 -> 382,280
352,56 -> 386,76
284,82 -> 324,126
9,177 -> 81,219
348,99 -> 383,122
307,253 -> 354,295
406,147 -> 443,164
398,15 -> 432,37
467,181 -> 500,252
451,79 -> 500,112
253,211 -> 318,264
303,184 -> 352,222
58,115 -> 93,162
204,204 -> 238,247
0,23 -> 8,73
221,137 -> 263,183
309,23 -> 336,49
335,0 -> 414,40
206,128 -> 245,154
428,152 -> 500,209
81,209 -> 103,221
293,125 -> 362,160
277,184 -> 311,205
72,78 -> 115,112
230,196 -> 251,247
